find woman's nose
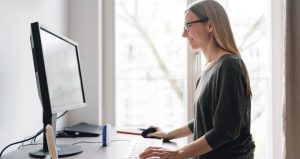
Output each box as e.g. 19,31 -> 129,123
182,30 -> 188,37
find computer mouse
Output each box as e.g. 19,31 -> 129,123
141,127 -> 160,139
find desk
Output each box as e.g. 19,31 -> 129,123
1,130 -> 177,159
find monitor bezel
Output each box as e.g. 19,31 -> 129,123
31,22 -> 86,114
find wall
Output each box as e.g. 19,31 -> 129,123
102,0 -> 115,125
0,0 -> 68,154
0,0 -> 102,155
68,0 -> 102,126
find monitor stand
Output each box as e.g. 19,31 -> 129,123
29,144 -> 83,158
29,113 -> 83,158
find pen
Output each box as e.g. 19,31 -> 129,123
116,130 -> 141,135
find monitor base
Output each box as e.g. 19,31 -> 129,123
29,144 -> 83,158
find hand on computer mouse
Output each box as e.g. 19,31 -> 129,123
142,126 -> 168,139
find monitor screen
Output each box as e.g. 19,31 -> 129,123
40,29 -> 85,113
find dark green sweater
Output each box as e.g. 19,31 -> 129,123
188,54 -> 255,159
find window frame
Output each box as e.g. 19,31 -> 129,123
268,0 -> 284,158
102,0 -> 116,125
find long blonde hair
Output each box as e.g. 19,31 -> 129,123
188,0 -> 252,97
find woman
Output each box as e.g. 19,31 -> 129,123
139,0 -> 255,159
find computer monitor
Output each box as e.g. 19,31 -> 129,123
29,22 -> 86,158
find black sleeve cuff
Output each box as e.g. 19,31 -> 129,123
205,128 -> 231,149
187,120 -> 194,133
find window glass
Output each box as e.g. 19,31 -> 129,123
115,0 -> 187,133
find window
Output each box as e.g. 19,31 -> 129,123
107,0 -> 282,158
115,0 -> 187,133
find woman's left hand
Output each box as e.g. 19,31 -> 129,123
139,147 -> 183,159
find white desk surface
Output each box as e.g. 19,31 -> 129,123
1,130 -> 177,159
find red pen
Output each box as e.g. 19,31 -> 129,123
116,130 -> 142,135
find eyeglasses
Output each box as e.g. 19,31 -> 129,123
184,17 -> 209,32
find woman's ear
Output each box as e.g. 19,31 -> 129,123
207,21 -> 213,33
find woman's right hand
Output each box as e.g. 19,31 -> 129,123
146,126 -> 169,139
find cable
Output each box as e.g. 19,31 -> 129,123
32,111 -> 68,142
21,136 -> 32,146
71,139 -> 131,145
18,143 -> 42,149
0,135 -> 37,157
32,129 -> 44,143
0,111 -> 68,157
72,141 -> 102,145
57,111 -> 68,119
111,139 -> 132,142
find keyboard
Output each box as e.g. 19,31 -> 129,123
127,138 -> 163,159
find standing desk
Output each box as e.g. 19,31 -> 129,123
1,130 -> 177,159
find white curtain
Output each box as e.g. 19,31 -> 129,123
284,0 -> 300,158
